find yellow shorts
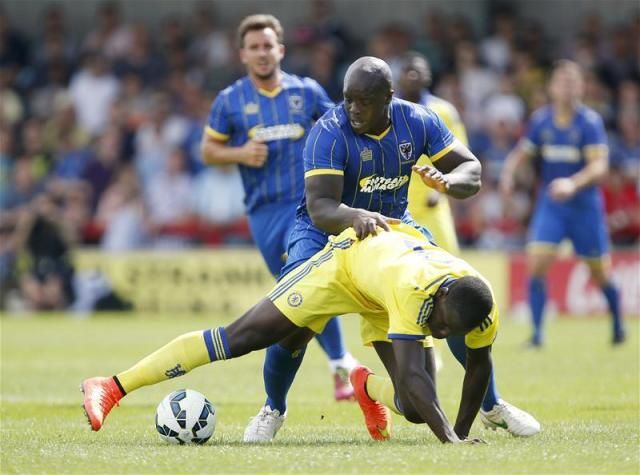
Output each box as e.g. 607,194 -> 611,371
268,241 -> 376,334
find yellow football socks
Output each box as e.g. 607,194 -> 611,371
116,330 -> 212,394
366,373 -> 402,415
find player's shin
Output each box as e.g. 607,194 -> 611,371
116,328 -> 228,394
366,374 -> 403,415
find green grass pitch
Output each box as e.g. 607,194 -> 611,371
1,313 -> 638,474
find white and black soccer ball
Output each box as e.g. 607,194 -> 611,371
155,389 -> 217,444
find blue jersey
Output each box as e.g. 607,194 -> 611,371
297,97 -> 456,234
206,73 -> 334,213
522,104 -> 608,207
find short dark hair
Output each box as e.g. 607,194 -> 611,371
237,14 -> 284,48
446,276 -> 494,332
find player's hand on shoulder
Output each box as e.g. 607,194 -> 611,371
351,210 -> 401,240
548,177 -> 577,202
241,139 -> 268,167
412,165 -> 450,193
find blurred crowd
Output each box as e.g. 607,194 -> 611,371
0,1 -> 639,309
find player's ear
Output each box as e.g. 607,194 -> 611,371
435,286 -> 450,299
279,43 -> 285,58
386,90 -> 394,104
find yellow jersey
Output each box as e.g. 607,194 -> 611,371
269,224 -> 498,349
407,93 -> 469,254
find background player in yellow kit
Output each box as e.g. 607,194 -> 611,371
401,51 -> 468,255
82,224 -> 498,444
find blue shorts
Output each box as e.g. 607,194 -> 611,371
528,199 -> 609,258
279,212 -> 434,279
248,201 -> 298,276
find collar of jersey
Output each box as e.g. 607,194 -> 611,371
257,86 -> 283,97
364,124 -> 391,140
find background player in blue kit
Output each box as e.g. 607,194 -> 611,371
244,56 -> 540,442
200,14 -> 358,410
500,60 -> 625,347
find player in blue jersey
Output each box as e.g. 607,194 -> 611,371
500,60 -> 625,346
200,14 -> 358,407
244,56 -> 539,442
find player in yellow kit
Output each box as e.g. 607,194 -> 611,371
401,52 -> 469,255
82,224 -> 498,444
394,53 -> 540,437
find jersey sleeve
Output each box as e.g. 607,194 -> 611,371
464,297 -> 499,349
305,78 -> 335,119
421,108 -> 457,163
205,93 -> 231,142
303,121 -> 346,178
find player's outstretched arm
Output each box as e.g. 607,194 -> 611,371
306,174 -> 400,239
414,142 -> 481,199
453,345 -> 493,438
391,339 -> 461,443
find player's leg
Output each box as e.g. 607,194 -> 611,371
526,201 -> 564,346
585,256 -> 624,343
82,298 -> 298,431
569,209 -> 625,343
351,339 -> 440,440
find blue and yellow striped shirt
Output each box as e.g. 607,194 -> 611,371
206,73 -> 334,212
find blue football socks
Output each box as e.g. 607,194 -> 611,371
601,281 -> 624,340
263,343 -> 307,413
528,277 -> 546,346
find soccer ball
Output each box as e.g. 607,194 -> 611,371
155,389 -> 217,444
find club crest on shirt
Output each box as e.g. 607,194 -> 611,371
244,102 -> 259,115
360,147 -> 373,161
287,291 -> 303,307
399,141 -> 413,160
288,95 -> 303,113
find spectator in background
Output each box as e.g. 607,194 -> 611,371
68,52 -> 120,136
602,163 -> 640,246
96,165 -> 146,251
134,91 -> 188,186
610,108 -> 640,182
188,2 -> 232,72
20,118 -> 53,180
144,148 -> 195,249
192,165 -> 245,226
42,93 -> 91,154
0,124 -> 15,205
454,41 -> 498,133
0,63 -> 24,127
113,24 -> 166,85
1,157 -> 43,214
82,125 -> 124,213
480,7 -> 517,73
0,8 -> 30,71
12,193 -> 76,311
83,1 -> 133,61
475,74 -> 525,182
